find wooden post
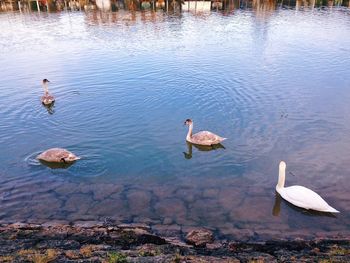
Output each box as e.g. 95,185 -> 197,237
18,1 -> 22,12
166,0 -> 168,12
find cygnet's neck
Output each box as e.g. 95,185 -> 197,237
43,83 -> 49,94
186,123 -> 193,141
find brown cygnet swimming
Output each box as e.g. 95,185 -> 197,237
184,119 -> 226,146
40,79 -> 55,105
37,148 -> 80,163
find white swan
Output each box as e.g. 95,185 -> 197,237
276,161 -> 339,213
184,119 -> 226,146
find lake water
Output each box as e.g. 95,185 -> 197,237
0,7 -> 349,241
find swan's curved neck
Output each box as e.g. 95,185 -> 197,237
43,83 -> 49,94
277,165 -> 285,189
186,123 -> 193,141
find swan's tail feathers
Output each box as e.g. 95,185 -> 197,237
325,206 -> 340,213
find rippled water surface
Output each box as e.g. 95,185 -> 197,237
0,8 -> 350,240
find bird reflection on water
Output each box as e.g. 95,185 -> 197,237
38,159 -> 75,169
42,102 -> 55,115
183,141 -> 225,159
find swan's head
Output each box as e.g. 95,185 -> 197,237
184,119 -> 193,126
42,79 -> 50,84
66,153 -> 81,162
279,161 -> 286,171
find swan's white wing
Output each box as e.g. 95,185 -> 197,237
280,185 -> 338,213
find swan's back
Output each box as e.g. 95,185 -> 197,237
277,185 -> 339,213
41,93 -> 55,105
37,148 -> 79,163
37,148 -> 69,162
190,131 -> 226,146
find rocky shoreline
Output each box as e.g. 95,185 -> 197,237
0,221 -> 349,262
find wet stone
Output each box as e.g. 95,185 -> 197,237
185,229 -> 214,247
41,220 -> 70,228
182,255 -> 240,263
206,241 -> 223,250
67,214 -> 98,222
118,223 -> 151,230
137,243 -> 161,257
132,216 -> 161,226
74,221 -> 104,228
65,250 -> 81,259
162,217 -> 173,225
221,228 -> 254,241
0,222 -> 348,262
8,222 -> 30,229
152,224 -> 182,237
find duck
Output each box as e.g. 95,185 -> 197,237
37,148 -> 80,163
276,161 -> 339,213
184,119 -> 226,146
40,79 -> 55,105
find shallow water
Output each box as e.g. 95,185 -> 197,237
0,8 -> 350,240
